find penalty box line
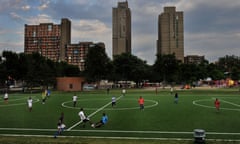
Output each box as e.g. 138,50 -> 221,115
67,95 -> 123,131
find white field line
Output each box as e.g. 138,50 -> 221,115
0,128 -> 55,131
0,97 -> 39,107
193,98 -> 240,111
0,127 -> 240,136
62,99 -> 158,111
1,134 -> 240,142
220,99 -> 240,107
67,95 -> 123,131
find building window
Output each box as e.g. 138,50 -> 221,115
175,15 -> 179,48
69,84 -> 73,89
33,31 -> 36,37
48,25 -> 52,31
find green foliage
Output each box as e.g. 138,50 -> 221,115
153,54 -> 180,83
0,51 -> 80,88
1,50 -> 240,87
217,55 -> 240,80
112,53 -> 149,84
2,51 -> 21,80
84,44 -> 112,82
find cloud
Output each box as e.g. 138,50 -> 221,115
72,19 -> 111,39
21,5 -> 31,11
0,0 -> 240,64
25,14 -> 54,24
132,33 -> 157,64
0,26 -> 23,53
185,31 -> 240,62
71,19 -> 112,58
38,4 -> 48,10
0,41 -> 23,52
0,0 -> 20,13
10,12 -> 23,21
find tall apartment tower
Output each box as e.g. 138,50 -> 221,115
157,7 -> 184,62
24,18 -> 71,62
112,1 -> 131,57
60,18 -> 71,61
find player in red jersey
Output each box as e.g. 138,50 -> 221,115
138,96 -> 144,110
214,98 -> 220,112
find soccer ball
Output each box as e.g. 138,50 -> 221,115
91,124 -> 95,128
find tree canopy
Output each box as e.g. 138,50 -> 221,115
0,51 -> 239,89
0,51 -> 80,88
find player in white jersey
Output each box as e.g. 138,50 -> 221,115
4,92 -> 8,104
73,94 -> 77,107
122,89 -> 126,96
78,108 -> 92,128
27,97 -> 33,112
112,96 -> 116,107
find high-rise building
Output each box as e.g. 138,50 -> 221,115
112,1 -> 131,57
60,18 -> 71,61
24,18 -> 71,62
157,7 -> 184,62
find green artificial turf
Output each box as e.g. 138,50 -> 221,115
0,87 -> 240,143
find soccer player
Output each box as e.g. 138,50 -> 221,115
111,96 -> 116,107
138,96 -> 144,110
122,89 -> 126,96
47,89 -> 51,97
27,97 -> 33,112
59,112 -> 64,124
54,112 -> 66,138
107,88 -> 110,94
92,113 -> 108,128
78,108 -> 92,128
174,93 -> 179,104
214,98 -> 220,112
170,87 -> 174,95
73,93 -> 77,107
3,92 -> 8,104
54,120 -> 66,138
42,89 -> 46,104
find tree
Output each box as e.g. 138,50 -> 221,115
112,53 -> 149,86
152,54 -> 180,84
207,63 -> 224,80
0,56 -> 7,86
178,63 -> 199,84
217,55 -> 240,80
84,44 -> 112,83
2,51 -> 21,80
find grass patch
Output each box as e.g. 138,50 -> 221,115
1,87 -> 240,143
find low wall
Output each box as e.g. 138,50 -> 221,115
56,77 -> 85,91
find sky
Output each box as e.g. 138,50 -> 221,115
0,0 -> 240,65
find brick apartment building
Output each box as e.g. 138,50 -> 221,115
24,18 -> 105,71
24,18 -> 71,62
184,55 -> 205,64
66,42 -> 105,71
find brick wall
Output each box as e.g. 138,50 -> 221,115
56,77 -> 85,91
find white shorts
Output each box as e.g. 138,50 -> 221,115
28,103 -> 32,108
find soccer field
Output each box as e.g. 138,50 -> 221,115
0,87 -> 240,142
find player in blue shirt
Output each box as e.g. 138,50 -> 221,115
92,113 -> 108,128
